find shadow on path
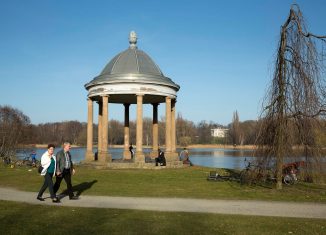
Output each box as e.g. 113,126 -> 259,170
60,180 -> 98,198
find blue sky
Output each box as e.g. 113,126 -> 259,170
0,0 -> 325,125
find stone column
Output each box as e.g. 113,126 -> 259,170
171,99 -> 176,153
97,101 -> 103,159
165,97 -> 172,154
150,103 -> 159,158
123,103 -> 131,159
85,98 -> 94,162
135,94 -> 145,161
169,99 -> 179,161
101,96 -> 108,154
99,95 -> 111,162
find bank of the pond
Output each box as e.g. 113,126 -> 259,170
187,144 -> 257,149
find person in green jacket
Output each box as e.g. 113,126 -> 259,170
37,144 -> 60,203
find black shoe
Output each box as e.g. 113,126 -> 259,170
37,196 -> 44,201
69,196 -> 79,200
52,197 -> 60,203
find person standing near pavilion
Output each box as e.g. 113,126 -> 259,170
129,144 -> 134,159
53,142 -> 78,200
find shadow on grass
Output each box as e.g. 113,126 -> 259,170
61,180 -> 98,197
223,168 -> 278,188
223,168 -> 240,179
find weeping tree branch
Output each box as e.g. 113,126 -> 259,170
290,5 -> 326,41
255,4 -> 326,189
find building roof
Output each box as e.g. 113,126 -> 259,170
85,31 -> 180,104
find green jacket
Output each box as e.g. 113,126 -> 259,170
55,149 -> 74,174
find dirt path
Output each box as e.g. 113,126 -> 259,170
0,187 -> 325,219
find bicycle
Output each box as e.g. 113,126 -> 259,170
239,158 -> 270,185
282,165 -> 298,185
259,162 -> 302,186
239,159 -> 257,185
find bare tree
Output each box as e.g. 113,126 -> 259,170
196,121 -> 212,144
143,117 -> 153,146
256,5 -> 326,189
0,105 -> 30,159
108,119 -> 124,145
176,113 -> 196,146
60,121 -> 83,145
238,120 -> 259,145
229,111 -> 243,145
76,123 -> 88,145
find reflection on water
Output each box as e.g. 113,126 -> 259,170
188,148 -> 255,169
16,147 -> 256,170
189,148 -> 255,157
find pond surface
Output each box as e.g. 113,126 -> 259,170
187,148 -> 255,169
16,147 -> 255,170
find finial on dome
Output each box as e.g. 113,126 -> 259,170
129,31 -> 137,49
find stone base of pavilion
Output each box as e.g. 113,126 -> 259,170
82,160 -> 185,169
82,152 -> 190,169
107,159 -> 184,169
82,152 -> 186,169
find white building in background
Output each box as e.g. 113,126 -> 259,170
211,128 -> 228,138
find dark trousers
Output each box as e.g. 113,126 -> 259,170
38,172 -> 55,199
155,157 -> 166,166
53,168 -> 74,197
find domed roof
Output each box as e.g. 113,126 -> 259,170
85,31 -> 179,90
85,31 -> 180,104
100,47 -> 163,76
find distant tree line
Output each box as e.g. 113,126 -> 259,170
1,105 -> 325,158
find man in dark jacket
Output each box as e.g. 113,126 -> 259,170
53,142 -> 78,200
155,148 -> 166,166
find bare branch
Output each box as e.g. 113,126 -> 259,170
255,5 -> 326,188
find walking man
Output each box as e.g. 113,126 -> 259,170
53,142 -> 78,200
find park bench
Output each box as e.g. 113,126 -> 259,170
207,170 -> 238,182
207,171 -> 219,180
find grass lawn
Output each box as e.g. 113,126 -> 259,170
1,164 -> 325,234
0,164 -> 325,202
1,200 -> 325,235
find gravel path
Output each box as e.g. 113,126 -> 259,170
0,187 -> 325,219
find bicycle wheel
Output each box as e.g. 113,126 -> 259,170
283,174 -> 294,185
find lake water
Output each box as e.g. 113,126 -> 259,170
16,147 -> 255,170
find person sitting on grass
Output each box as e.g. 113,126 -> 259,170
179,148 -> 190,164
